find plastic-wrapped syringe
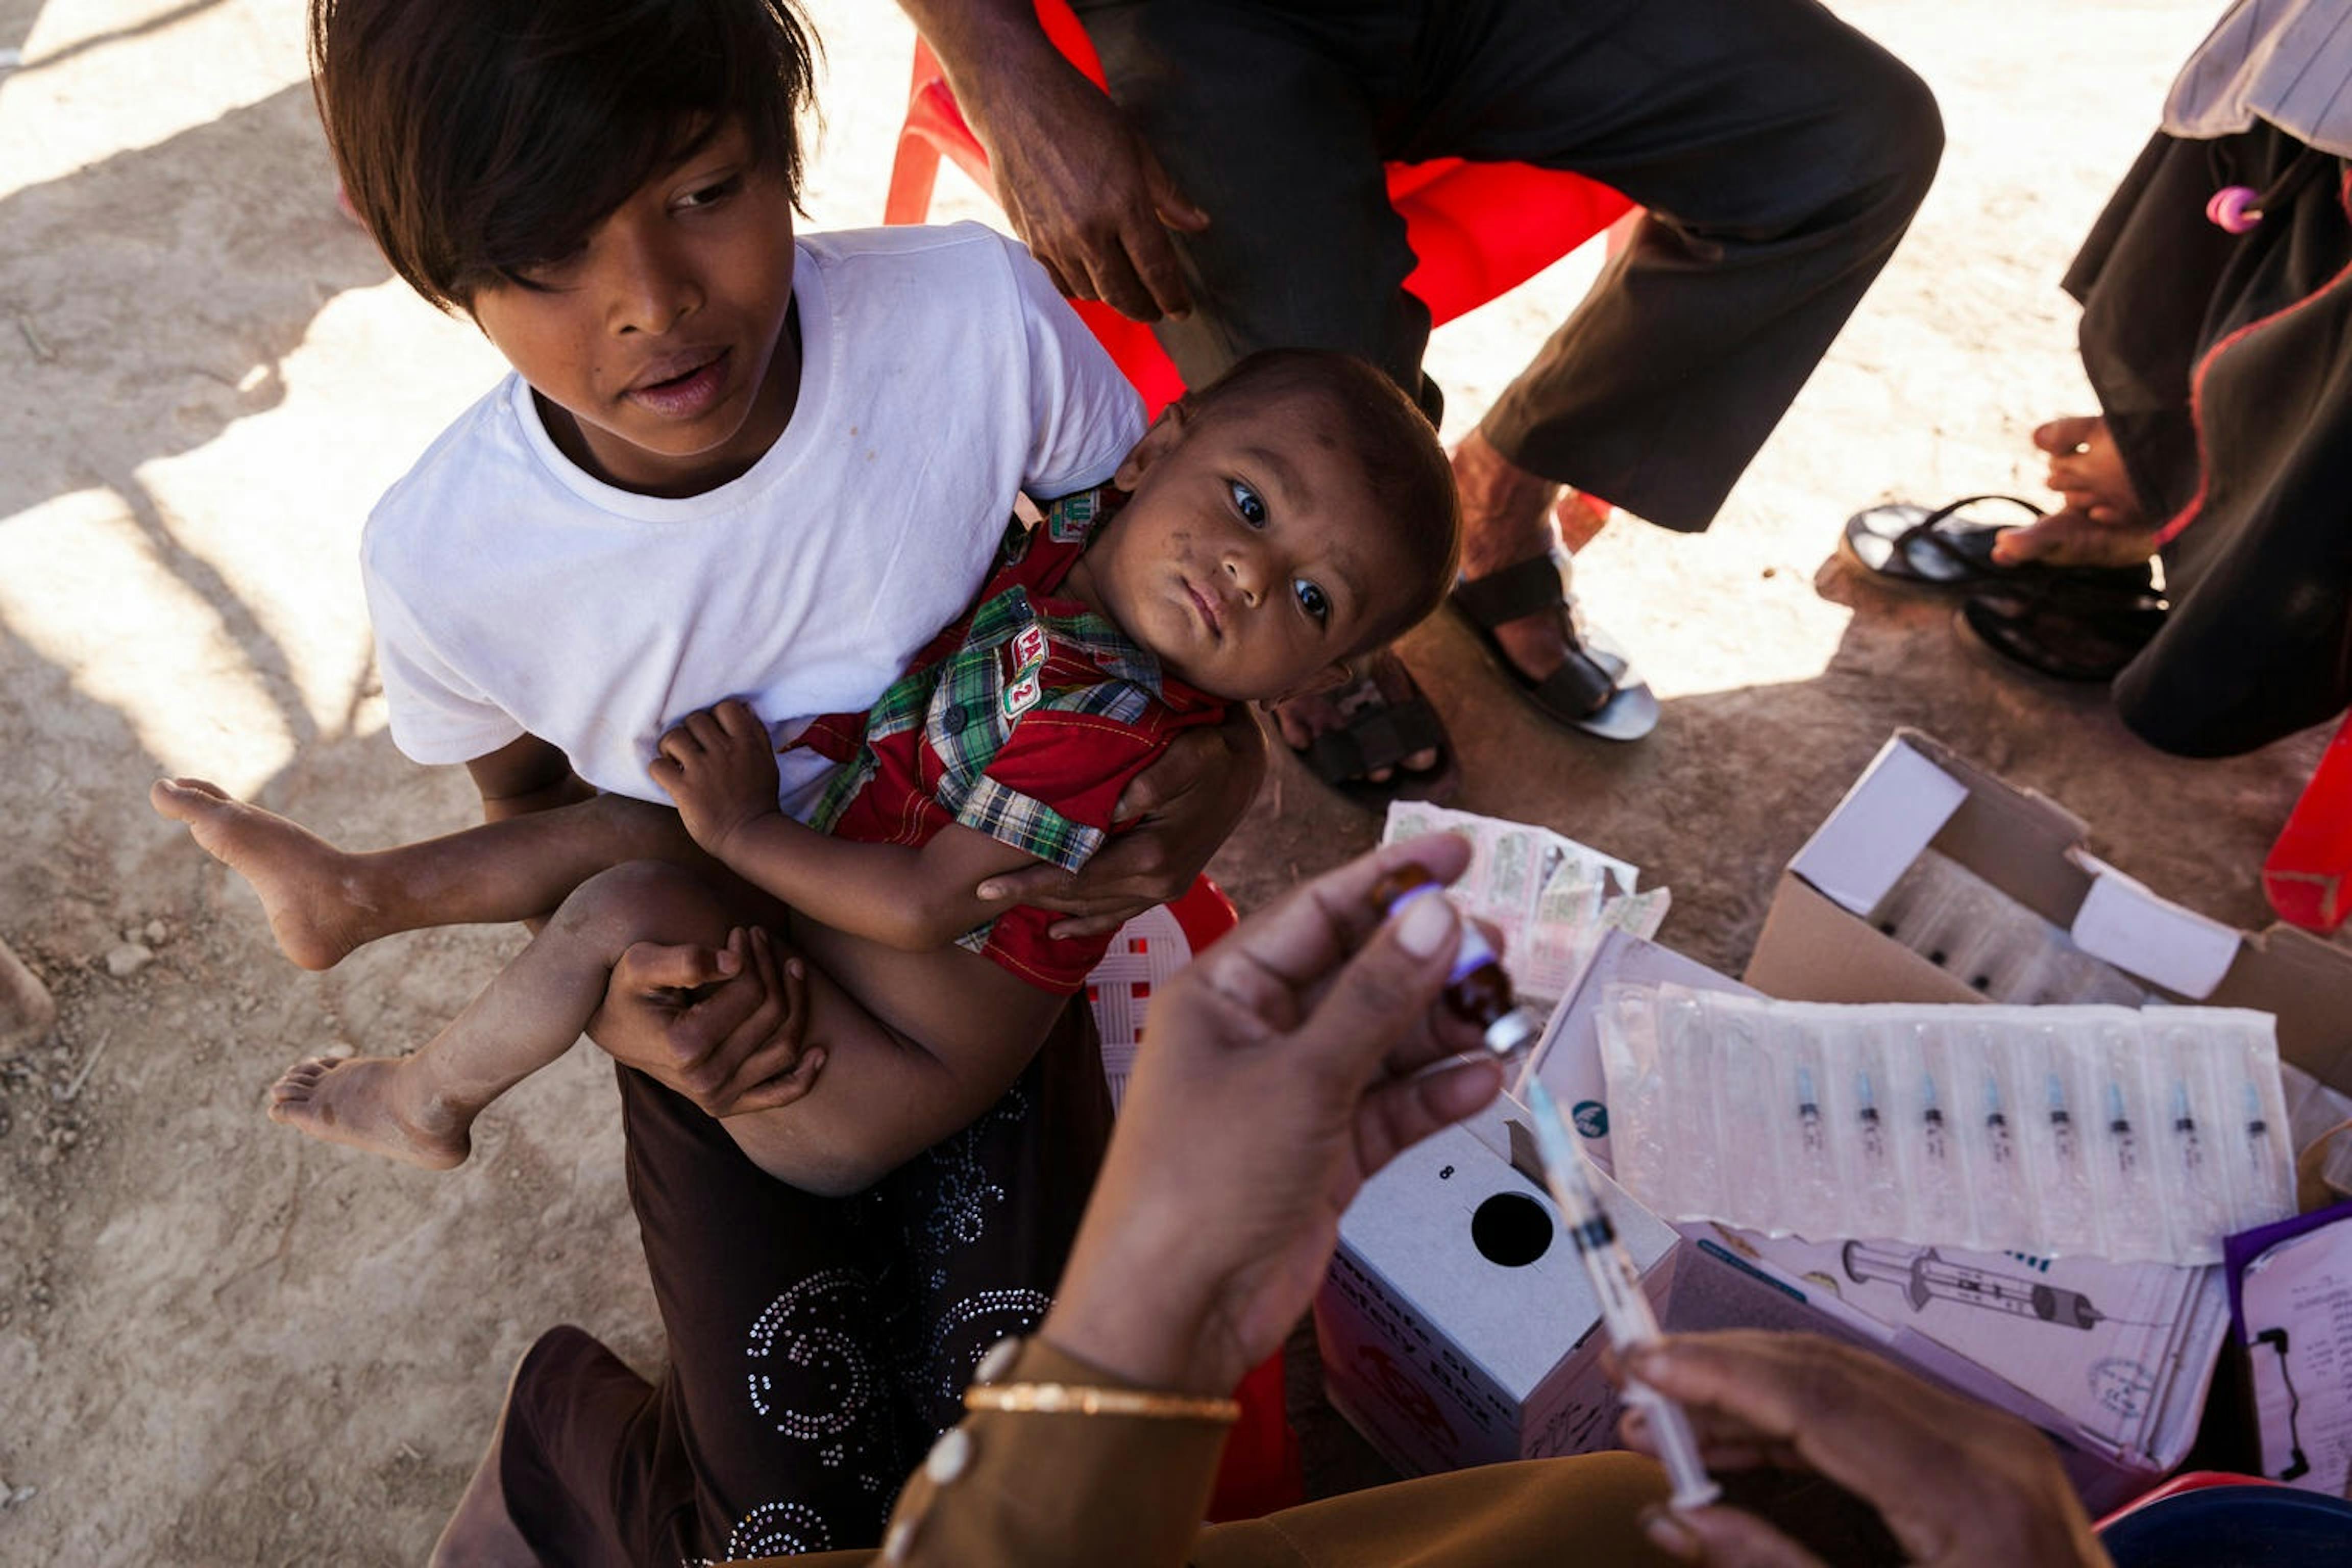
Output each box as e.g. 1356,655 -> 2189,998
1524,1077 -> 1721,1510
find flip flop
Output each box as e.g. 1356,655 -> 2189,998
1449,549 -> 1658,742
1956,583 -> 2168,684
1288,664 -> 1462,809
1840,496 -> 2154,596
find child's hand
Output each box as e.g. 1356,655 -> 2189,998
651,700 -> 782,857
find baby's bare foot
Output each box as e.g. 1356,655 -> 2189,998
150,778 -> 375,970
267,1056 -> 472,1170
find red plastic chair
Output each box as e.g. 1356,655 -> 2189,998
2095,1469 -> 2283,1529
2263,714 -> 2352,933
1086,877 -> 1306,1521
885,0 -> 1638,416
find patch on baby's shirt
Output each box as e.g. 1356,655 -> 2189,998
1045,489 -> 1098,544
1009,622 -> 1048,674
1001,671 -> 1043,721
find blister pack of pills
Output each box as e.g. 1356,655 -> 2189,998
1600,984 -> 2295,1265
1867,850 -> 2150,1005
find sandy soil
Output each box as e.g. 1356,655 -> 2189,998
1,1 -> 2342,1561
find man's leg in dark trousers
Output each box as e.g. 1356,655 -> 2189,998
1071,1 -> 1435,413
1076,0 -> 1942,533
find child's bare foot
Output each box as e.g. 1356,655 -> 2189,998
267,1055 -> 473,1169
149,777 -> 376,970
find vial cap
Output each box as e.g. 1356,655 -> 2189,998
1483,1006 -> 1542,1058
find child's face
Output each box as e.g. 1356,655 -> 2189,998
1081,395 -> 1417,702
469,120 -> 799,497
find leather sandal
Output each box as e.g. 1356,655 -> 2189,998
1449,549 -> 1659,742
1286,662 -> 1462,809
1956,582 -> 2168,683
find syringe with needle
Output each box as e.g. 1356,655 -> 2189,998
1524,1077 -> 1722,1510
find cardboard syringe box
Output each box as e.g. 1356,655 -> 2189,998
1527,924 -> 2231,1510
1745,729 -> 2352,1091
1312,1121 -> 1680,1477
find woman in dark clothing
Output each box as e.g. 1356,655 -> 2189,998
1980,3 -> 2352,757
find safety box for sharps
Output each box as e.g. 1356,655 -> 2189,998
1312,1120 -> 1680,1476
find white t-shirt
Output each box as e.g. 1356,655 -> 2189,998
362,223 -> 1145,812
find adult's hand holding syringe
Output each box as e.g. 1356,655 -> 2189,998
1524,1077 -> 1722,1510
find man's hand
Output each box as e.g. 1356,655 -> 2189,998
1618,1333 -> 2110,1568
977,709 -> 1265,938
902,0 -> 1209,321
649,700 -> 783,860
589,926 -> 823,1117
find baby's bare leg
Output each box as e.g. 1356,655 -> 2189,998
152,779 -> 709,969
269,860 -> 736,1168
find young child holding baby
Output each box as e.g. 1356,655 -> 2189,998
175,349 -> 1456,1191
151,1 -> 1461,1557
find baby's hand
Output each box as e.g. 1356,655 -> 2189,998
651,699 -> 782,856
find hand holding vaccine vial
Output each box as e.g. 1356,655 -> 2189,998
1373,864 -> 1544,1058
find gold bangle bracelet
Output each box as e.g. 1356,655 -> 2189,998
963,1381 -> 1240,1423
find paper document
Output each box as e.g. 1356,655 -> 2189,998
1699,1226 -> 2222,1464
2229,1204 -> 2352,1496
1381,802 -> 1662,1003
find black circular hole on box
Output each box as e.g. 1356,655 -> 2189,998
1471,1192 -> 1553,1267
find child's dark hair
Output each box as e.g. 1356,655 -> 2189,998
1180,349 -> 1461,653
310,0 -> 817,311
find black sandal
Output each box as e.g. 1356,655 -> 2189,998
1286,664 -> 1462,809
1449,549 -> 1658,742
1841,496 -> 2155,596
1956,583 -> 2168,683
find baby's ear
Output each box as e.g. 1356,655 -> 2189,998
1113,403 -> 1190,491
1284,660 -> 1357,700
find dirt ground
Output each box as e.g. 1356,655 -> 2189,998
2,1 -> 2343,1561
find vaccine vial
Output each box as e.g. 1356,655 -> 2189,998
1371,863 -> 1543,1057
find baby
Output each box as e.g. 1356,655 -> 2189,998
159,349 -> 1459,1191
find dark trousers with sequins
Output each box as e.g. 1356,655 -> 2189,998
496,1003 -> 1112,1564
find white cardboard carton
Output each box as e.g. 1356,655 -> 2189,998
1746,729 -> 2352,1085
1313,1121 -> 1680,1476
1530,926 -> 2226,1510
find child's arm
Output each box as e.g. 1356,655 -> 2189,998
649,701 -> 1045,951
